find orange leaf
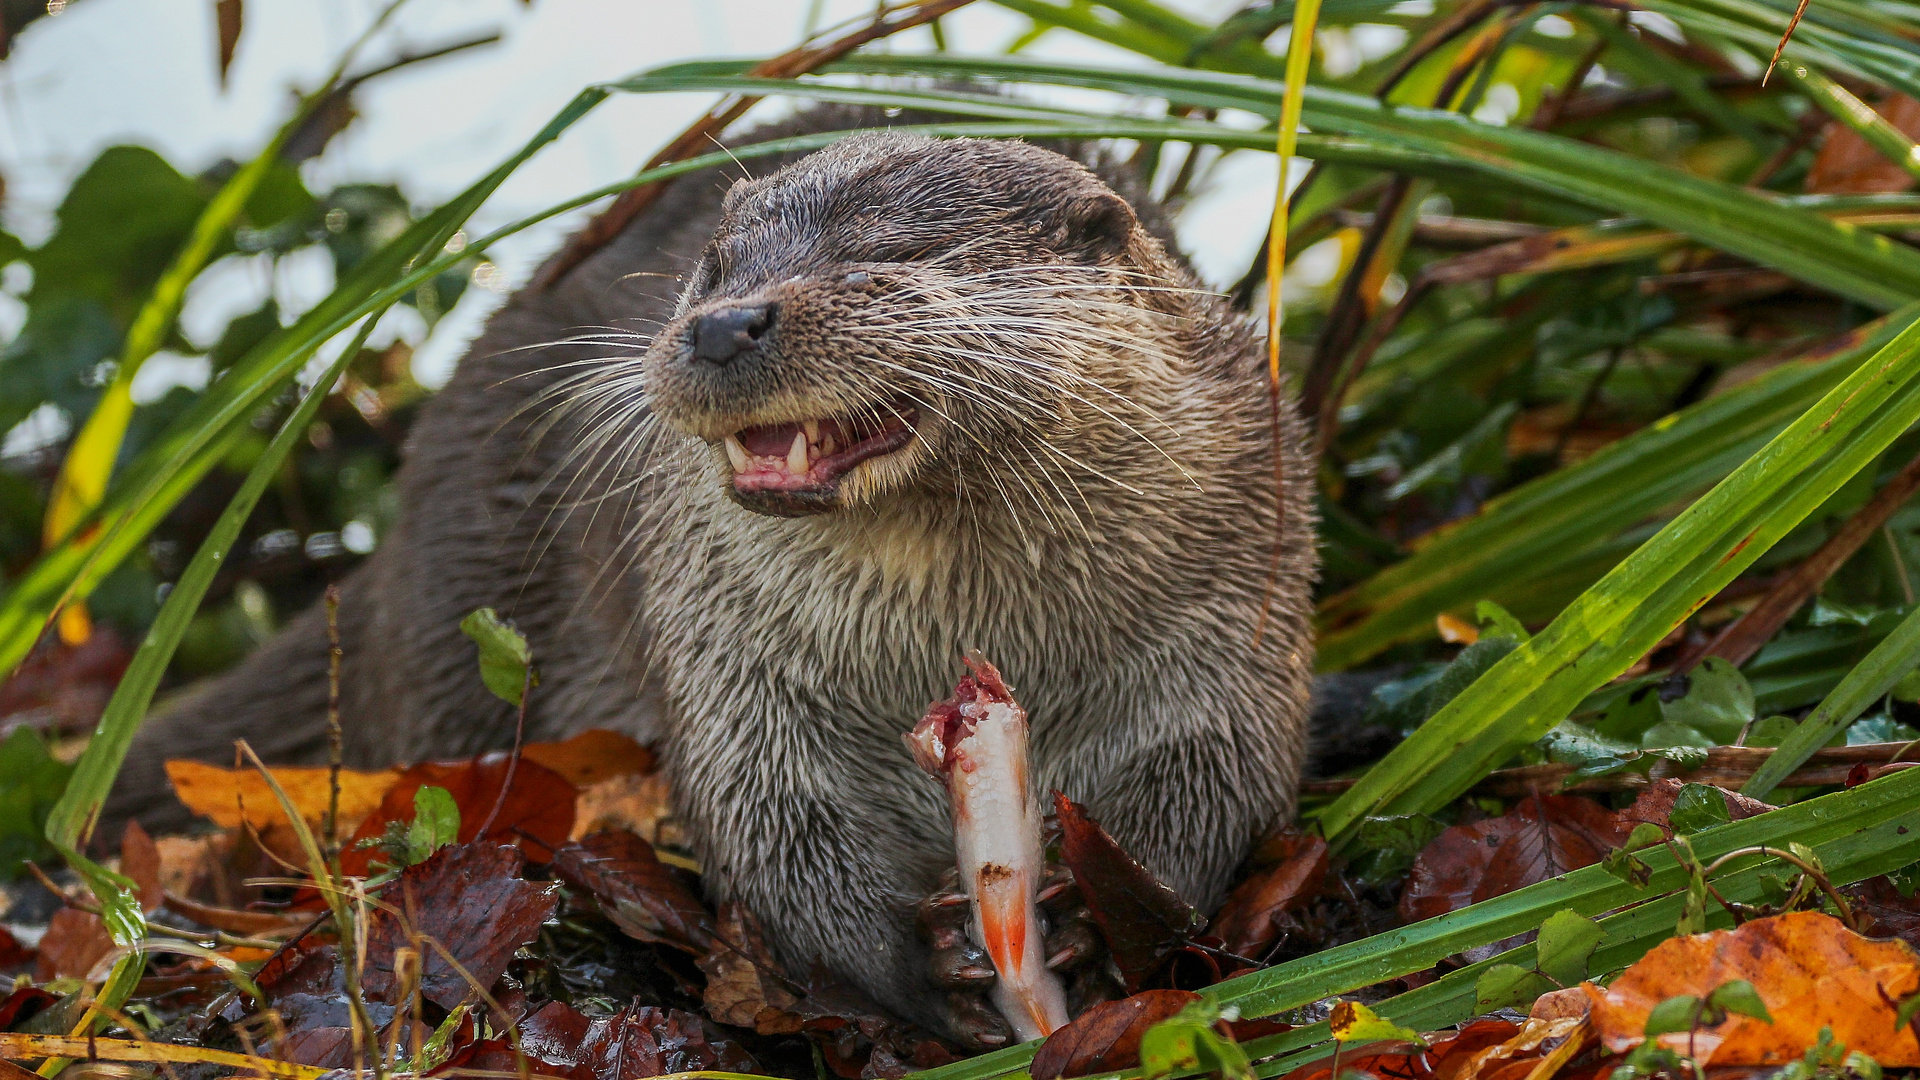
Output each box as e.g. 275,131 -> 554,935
1808,94 -> 1920,194
521,728 -> 656,788
1583,911 -> 1920,1066
165,759 -> 399,832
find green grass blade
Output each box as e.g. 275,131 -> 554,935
1319,309 -> 1920,838
628,62 -> 1920,309
1743,601 -> 1920,798
1781,63 -> 1920,185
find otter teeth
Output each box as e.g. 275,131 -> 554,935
787,431 -> 810,476
803,419 -> 820,445
724,434 -> 748,472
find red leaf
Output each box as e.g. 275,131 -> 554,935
1209,831 -> 1329,959
0,986 -> 56,1030
1399,794 -> 1632,923
1031,990 -> 1200,1080
550,830 -> 715,953
0,926 -> 32,972
1054,793 -> 1204,992
448,1000 -> 757,1080
341,753 -> 576,874
1620,778 -> 1771,830
361,842 -> 560,1009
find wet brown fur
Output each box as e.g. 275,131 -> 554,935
106,106 -> 1318,1036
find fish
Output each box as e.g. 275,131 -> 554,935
906,651 -> 1071,1042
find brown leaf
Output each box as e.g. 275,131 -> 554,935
118,820 -> 163,914
1808,94 -> 1920,194
34,908 -> 114,981
1848,874 -> 1920,950
340,753 -> 576,873
1399,794 -> 1632,924
573,771 -> 677,844
1054,793 -> 1205,991
1584,910 -> 1920,1065
1621,778 -> 1772,830
455,999 -> 757,1080
698,902 -> 802,1032
551,830 -> 714,953
1209,831 -> 1329,959
166,759 -> 399,833
1031,989 -> 1199,1080
214,0 -> 243,85
522,729 -> 656,788
361,842 -> 560,1009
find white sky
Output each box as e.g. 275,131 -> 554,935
0,0 -> 1297,389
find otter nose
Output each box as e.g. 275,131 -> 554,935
691,304 -> 775,365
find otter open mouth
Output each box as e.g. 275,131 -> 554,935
721,400 -> 919,514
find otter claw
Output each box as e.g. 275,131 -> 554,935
945,993 -> 1015,1052
930,941 -> 998,989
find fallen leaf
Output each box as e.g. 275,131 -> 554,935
0,627 -> 130,734
1031,989 -> 1199,1080
1847,874 -> 1920,949
698,902 -> 802,1032
453,999 -> 757,1079
1055,793 -> 1206,991
34,907 -> 114,981
573,771 -> 677,844
551,830 -> 714,953
0,927 -> 30,971
1808,94 -> 1920,193
1620,778 -> 1771,831
0,985 -> 56,1029
1584,910 -> 1920,1065
165,759 -> 399,833
1209,831 -> 1329,959
361,841 -> 561,1009
522,729 -> 656,788
340,753 -> 576,873
1400,794 -> 1633,923
118,820 -> 163,914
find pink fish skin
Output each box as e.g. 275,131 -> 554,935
906,653 -> 1070,1042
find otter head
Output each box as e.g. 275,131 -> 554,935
641,132 -> 1174,518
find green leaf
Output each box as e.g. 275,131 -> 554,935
1660,659 -> 1755,745
1345,815 -> 1447,887
1476,600 -> 1531,644
1669,784 -> 1735,835
406,785 -> 460,864
1604,822 -> 1670,888
1707,979 -> 1774,1024
1645,994 -> 1702,1037
1535,910 -> 1605,987
460,607 -> 536,707
1139,1000 -> 1253,1080
1475,965 -> 1558,1012
0,728 -> 73,880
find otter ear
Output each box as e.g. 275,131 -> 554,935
1069,190 -> 1137,254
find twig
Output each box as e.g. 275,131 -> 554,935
533,0 -> 980,291
476,664 -> 533,842
1672,445 -> 1920,673
1532,26 -> 1612,130
1552,345 -> 1626,462
323,584 -> 343,863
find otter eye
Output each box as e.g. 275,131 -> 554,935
845,271 -> 872,286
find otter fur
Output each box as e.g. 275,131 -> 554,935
107,106 -> 1319,1037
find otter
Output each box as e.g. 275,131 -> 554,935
106,105 -> 1319,1038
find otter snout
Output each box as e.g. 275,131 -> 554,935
691,303 -> 776,366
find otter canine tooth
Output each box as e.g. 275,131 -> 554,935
787,431 -> 809,476
724,435 -> 748,472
